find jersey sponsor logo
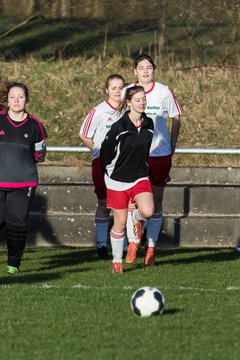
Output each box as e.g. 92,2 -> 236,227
0,130 -> 5,135
147,112 -> 157,116
147,106 -> 160,110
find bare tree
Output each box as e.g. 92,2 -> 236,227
60,0 -> 72,18
1,0 -> 40,16
158,0 -> 166,61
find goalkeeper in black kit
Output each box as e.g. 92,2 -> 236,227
0,80 -> 47,274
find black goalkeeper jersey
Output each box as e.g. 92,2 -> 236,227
0,110 -> 47,189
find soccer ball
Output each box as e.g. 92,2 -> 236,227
131,286 -> 165,317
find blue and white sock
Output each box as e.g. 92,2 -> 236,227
146,212 -> 163,248
95,217 -> 110,248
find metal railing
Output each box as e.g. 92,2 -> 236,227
47,146 -> 240,155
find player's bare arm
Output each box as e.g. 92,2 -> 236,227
170,115 -> 181,155
79,134 -> 94,151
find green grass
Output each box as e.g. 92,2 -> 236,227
0,246 -> 239,359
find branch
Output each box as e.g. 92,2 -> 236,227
0,14 -> 44,39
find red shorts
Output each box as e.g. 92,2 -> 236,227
148,155 -> 172,187
92,158 -> 106,199
107,180 -> 152,210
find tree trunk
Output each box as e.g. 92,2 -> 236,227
1,0 -> 39,16
158,0 -> 166,62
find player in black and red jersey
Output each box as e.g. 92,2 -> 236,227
0,80 -> 47,274
100,86 -> 154,273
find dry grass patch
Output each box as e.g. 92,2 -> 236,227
0,58 -> 239,167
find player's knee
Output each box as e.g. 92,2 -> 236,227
112,217 -> 126,233
141,205 -> 154,219
6,221 -> 27,242
112,224 -> 125,234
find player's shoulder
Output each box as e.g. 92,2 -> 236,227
28,113 -> 41,121
28,114 -> 46,132
84,103 -> 102,122
124,82 -> 139,92
155,81 -> 176,99
0,109 -> 7,116
110,113 -> 125,129
126,82 -> 136,88
94,100 -> 105,109
94,100 -> 112,113
154,81 -> 169,92
28,114 -> 43,125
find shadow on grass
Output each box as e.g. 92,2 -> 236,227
155,248 -> 239,265
2,247 -> 238,274
1,247 -> 102,273
130,247 -> 239,267
31,247 -> 101,271
163,308 -> 183,316
35,247 -> 239,272
0,272 -> 61,285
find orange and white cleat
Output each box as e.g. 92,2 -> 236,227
125,242 -> 139,264
132,212 -> 144,241
144,247 -> 156,266
111,262 -> 123,274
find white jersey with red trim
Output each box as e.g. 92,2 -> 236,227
80,100 -> 120,160
127,81 -> 181,156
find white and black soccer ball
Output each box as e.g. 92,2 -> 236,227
131,286 -> 165,317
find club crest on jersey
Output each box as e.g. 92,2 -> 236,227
0,130 -> 5,135
106,117 -> 113,129
24,133 -> 29,138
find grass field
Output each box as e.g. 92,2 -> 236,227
0,246 -> 239,359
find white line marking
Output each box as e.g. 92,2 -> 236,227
179,286 -> 216,292
227,286 -> 240,291
72,284 -> 91,289
0,284 -> 239,292
42,283 -> 59,289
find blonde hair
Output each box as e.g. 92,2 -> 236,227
117,85 -> 145,114
104,74 -> 125,90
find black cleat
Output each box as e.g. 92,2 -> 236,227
97,246 -> 108,260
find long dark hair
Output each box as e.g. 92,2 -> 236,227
134,53 -> 156,70
0,79 -> 8,109
0,80 -> 29,109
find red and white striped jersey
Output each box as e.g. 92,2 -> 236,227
79,100 -> 121,160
